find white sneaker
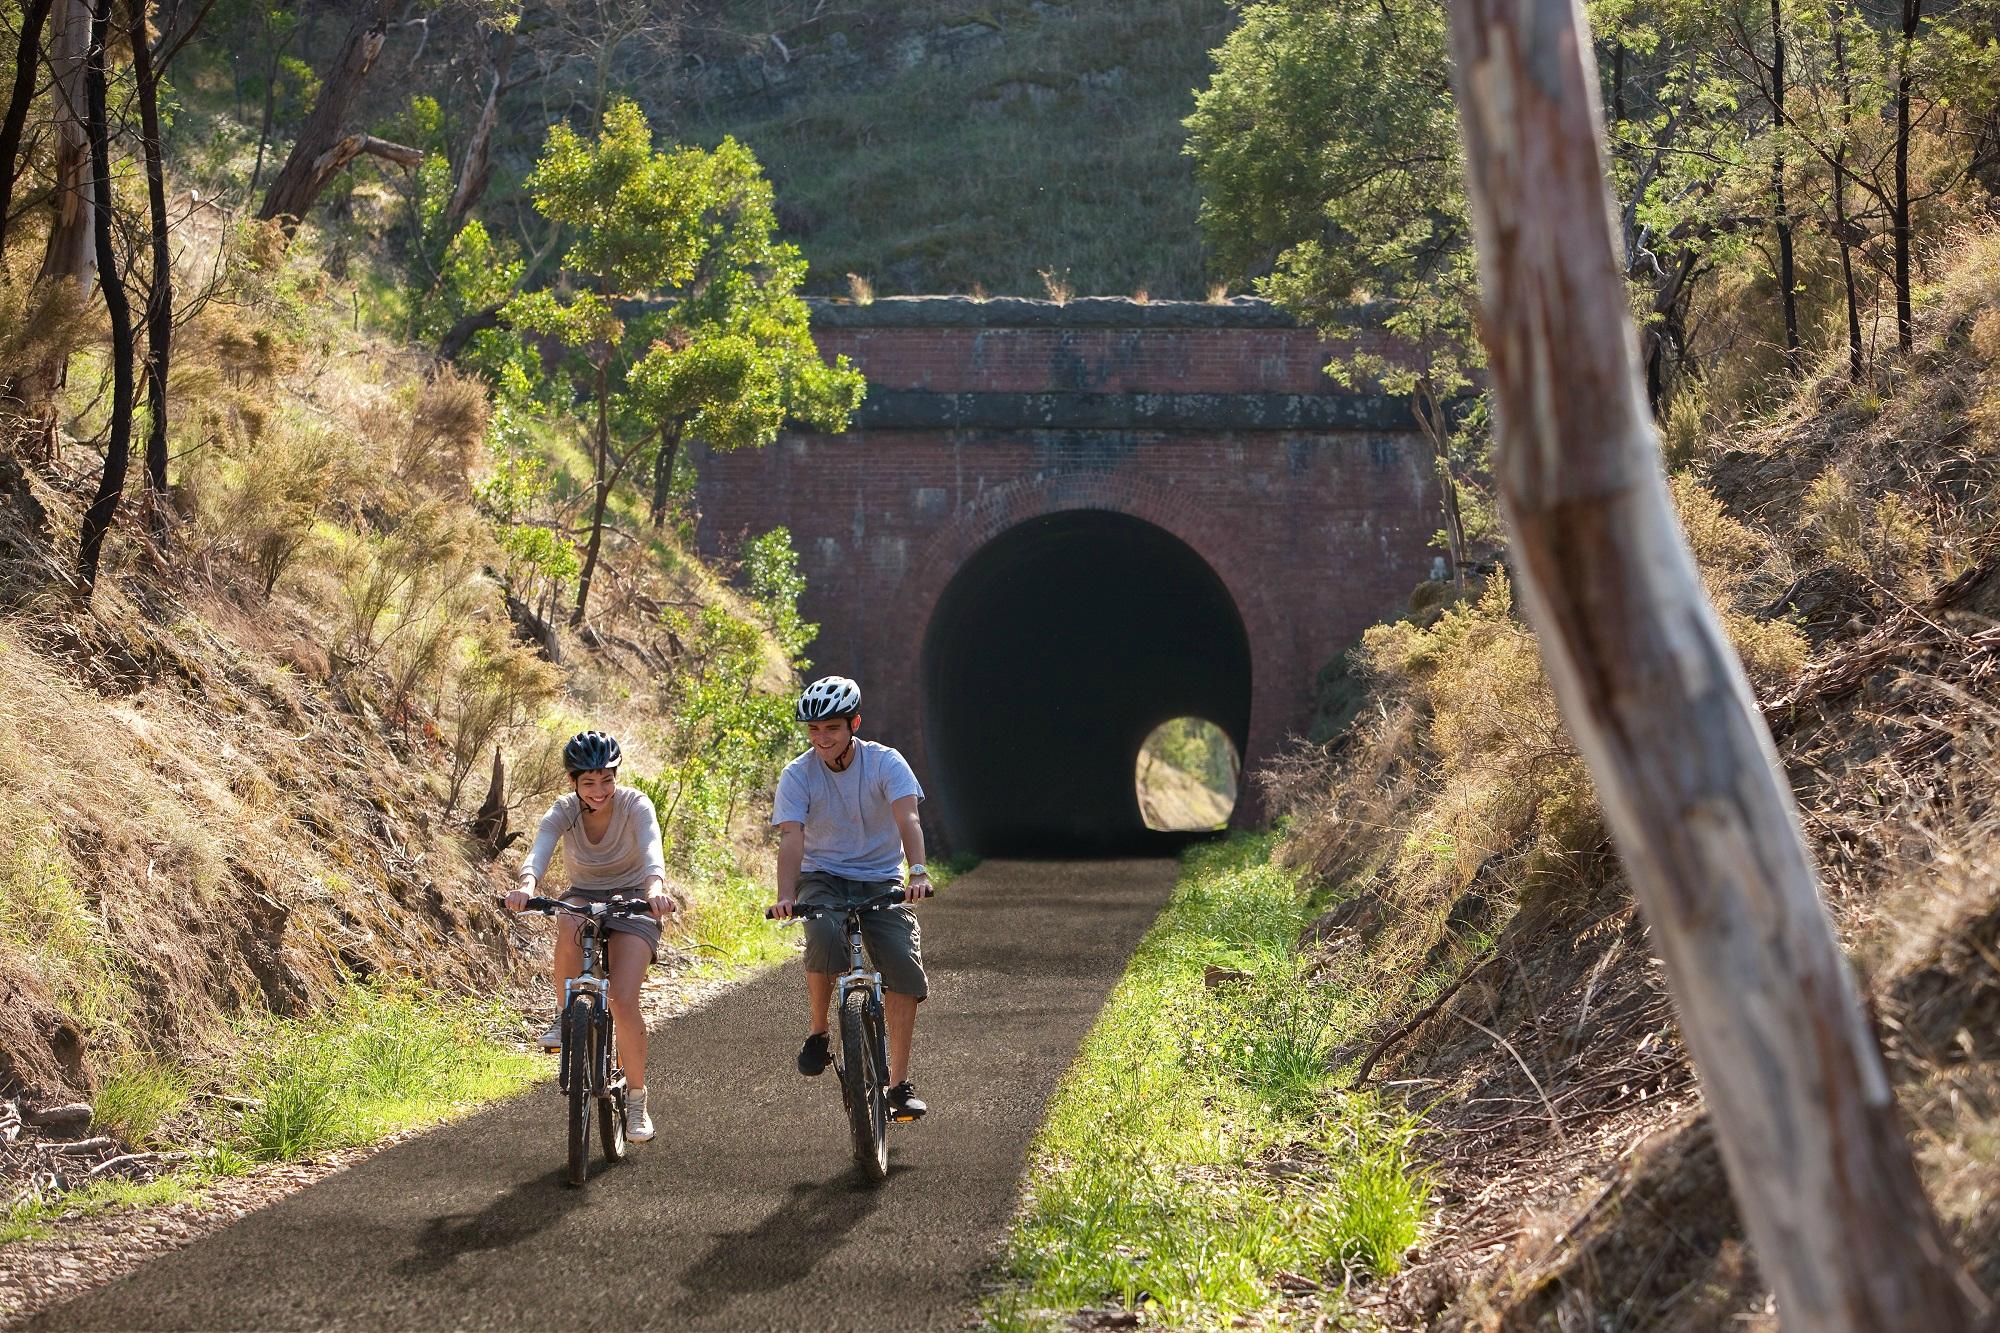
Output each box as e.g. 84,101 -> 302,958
627,1088 -> 654,1143
537,1021 -> 562,1052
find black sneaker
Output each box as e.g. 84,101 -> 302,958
887,1081 -> 927,1122
797,1031 -> 832,1076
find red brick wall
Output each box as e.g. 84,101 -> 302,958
694,299 -> 1439,834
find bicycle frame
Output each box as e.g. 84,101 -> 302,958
555,905 -> 625,1104
833,911 -> 885,1027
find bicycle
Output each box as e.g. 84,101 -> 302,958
767,890 -> 928,1182
519,895 -> 653,1186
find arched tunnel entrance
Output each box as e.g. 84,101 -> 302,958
921,510 -> 1253,855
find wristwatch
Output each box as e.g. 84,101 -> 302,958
908,863 -> 929,877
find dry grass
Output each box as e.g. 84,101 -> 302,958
1267,223 -> 2000,1331
0,210 -> 803,1109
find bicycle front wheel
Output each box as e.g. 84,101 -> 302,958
563,993 -> 594,1186
599,1007 -> 626,1164
839,988 -> 889,1181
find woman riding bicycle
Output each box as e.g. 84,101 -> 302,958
506,731 -> 678,1143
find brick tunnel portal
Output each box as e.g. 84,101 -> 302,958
922,510 -> 1251,855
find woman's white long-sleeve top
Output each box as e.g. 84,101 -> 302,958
520,787 -> 666,891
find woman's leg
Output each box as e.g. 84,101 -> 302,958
607,931 -> 652,1090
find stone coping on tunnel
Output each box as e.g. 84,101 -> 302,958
808,294 -> 1326,329
852,388 -> 1419,432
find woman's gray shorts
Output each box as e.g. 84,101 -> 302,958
560,887 -> 662,962
796,872 -> 927,1000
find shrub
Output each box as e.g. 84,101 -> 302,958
198,417 -> 339,596
441,622 -> 561,814
395,368 -> 491,495
1803,465 -> 1937,598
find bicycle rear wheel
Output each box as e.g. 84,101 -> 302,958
563,993 -> 594,1186
598,1007 -> 626,1163
839,988 -> 889,1181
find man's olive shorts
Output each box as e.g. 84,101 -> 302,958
796,871 -> 928,1000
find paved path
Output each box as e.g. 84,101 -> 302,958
35,860 -> 1176,1332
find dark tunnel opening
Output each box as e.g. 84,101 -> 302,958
921,510 -> 1253,856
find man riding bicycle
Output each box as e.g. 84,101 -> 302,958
768,677 -> 933,1121
506,731 -> 678,1143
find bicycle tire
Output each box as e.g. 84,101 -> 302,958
599,1007 -> 626,1163
564,993 -> 594,1186
839,988 -> 889,1181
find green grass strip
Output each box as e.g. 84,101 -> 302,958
233,985 -> 544,1162
3,986 -> 545,1248
985,836 -> 1429,1330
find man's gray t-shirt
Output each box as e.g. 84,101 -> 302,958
772,740 -> 924,880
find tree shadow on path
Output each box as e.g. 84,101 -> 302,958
394,1165 -> 594,1277
664,1167 -> 900,1323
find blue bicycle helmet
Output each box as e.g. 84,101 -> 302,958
563,730 -> 622,775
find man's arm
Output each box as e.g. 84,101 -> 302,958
893,795 -> 931,902
773,821 -> 805,917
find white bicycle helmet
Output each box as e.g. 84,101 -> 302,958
796,675 -> 862,722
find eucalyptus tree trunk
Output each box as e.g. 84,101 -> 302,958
648,424 -> 682,529
445,32 -> 516,229
572,360 -> 621,628
1443,0 -> 1981,1327
130,0 -> 173,517
1831,4 -> 1864,381
258,0 -> 409,227
1891,0 -> 1921,351
0,0 -> 55,262
37,0 -> 94,291
76,0 -> 134,596
1768,0 -> 1800,369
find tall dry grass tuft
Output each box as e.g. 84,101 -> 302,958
393,368 -> 490,495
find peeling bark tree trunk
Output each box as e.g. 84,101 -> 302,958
257,0 -> 399,227
37,0 -> 94,291
571,360 -> 635,629
76,0 -> 134,597
1443,1 -> 1983,1328
0,0 -> 55,262
270,133 -> 421,219
130,0 -> 172,518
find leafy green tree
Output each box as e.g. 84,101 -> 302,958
631,528 -> 815,877
1187,0 -> 1482,577
504,100 -> 864,627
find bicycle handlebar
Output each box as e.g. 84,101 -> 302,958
520,896 -> 655,919
765,887 -> 930,922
